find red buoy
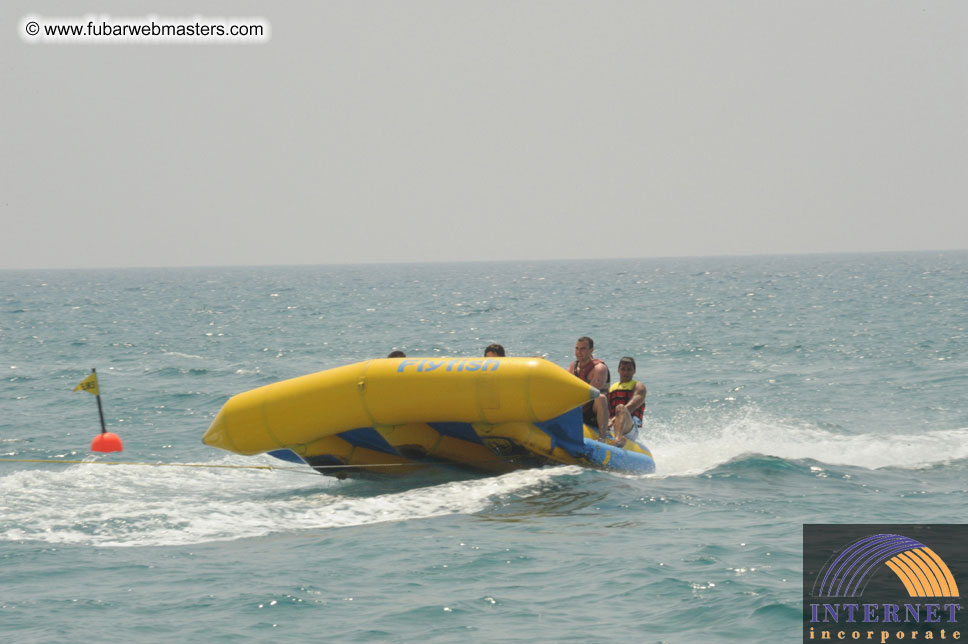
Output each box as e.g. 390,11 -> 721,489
91,432 -> 123,453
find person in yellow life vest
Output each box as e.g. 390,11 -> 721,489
607,356 -> 647,447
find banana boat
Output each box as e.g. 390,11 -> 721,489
203,357 -> 656,478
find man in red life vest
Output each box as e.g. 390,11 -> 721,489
607,356 -> 647,447
568,336 -> 611,440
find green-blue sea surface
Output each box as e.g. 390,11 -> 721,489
2,252 -> 966,642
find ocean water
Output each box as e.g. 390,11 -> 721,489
1,252 -> 966,643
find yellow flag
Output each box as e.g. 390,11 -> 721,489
73,372 -> 99,395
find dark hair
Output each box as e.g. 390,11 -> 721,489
387,350 -> 406,358
618,356 -> 636,370
577,336 -> 594,350
484,343 -> 505,357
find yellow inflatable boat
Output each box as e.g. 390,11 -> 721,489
203,357 -> 656,478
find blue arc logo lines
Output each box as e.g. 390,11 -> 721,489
814,533 -> 960,598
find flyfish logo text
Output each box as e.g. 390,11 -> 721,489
396,358 -> 499,373
804,526 -> 965,644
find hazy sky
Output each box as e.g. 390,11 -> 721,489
4,1 -> 966,269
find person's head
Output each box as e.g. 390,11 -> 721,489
575,336 -> 594,363
617,356 -> 636,382
387,350 -> 406,358
484,343 -> 505,358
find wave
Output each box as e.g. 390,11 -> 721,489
4,403 -> 964,548
645,406 -> 968,477
141,366 -> 212,377
161,351 -> 207,360
0,457 -> 574,548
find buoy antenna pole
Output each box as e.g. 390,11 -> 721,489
92,368 -> 107,434
75,368 -> 122,452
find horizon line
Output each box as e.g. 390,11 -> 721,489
2,247 -> 966,272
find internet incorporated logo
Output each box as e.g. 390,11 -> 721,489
803,525 -> 964,643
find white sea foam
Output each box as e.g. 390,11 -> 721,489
0,456 -> 567,548
162,351 -> 206,360
645,407 -> 968,477
4,401 -> 965,547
